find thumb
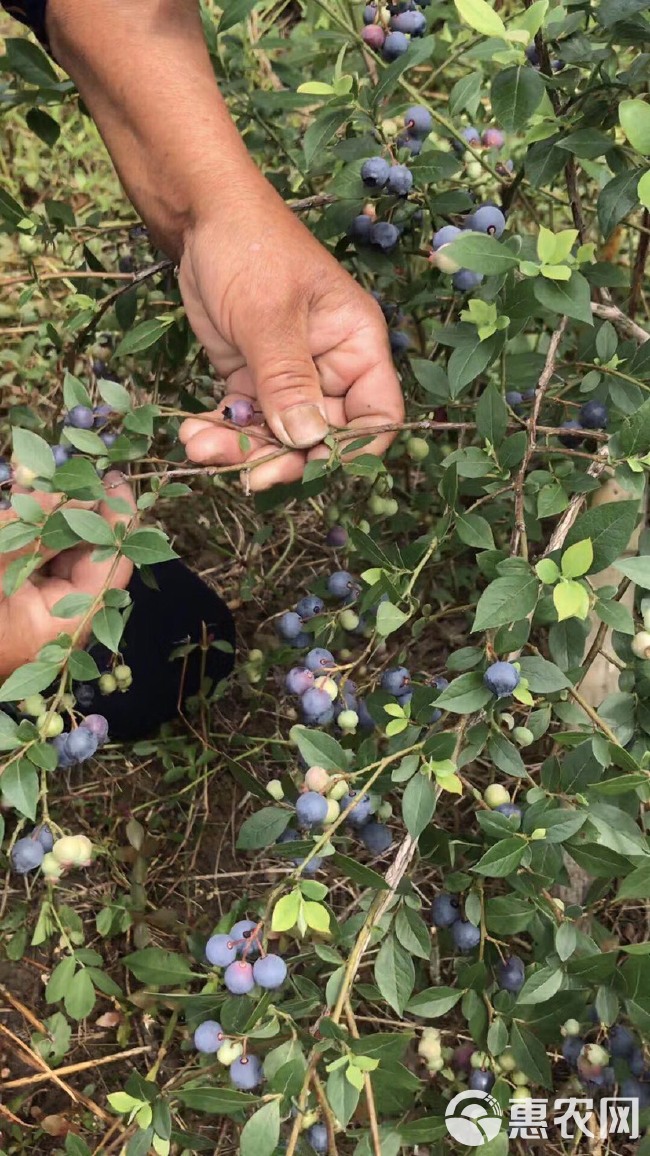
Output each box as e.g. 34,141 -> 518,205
246,316 -> 329,450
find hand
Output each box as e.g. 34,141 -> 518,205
0,473 -> 135,680
177,187 -> 405,490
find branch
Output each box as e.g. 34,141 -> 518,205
591,303 -> 649,345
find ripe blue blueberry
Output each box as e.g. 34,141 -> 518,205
452,920 -> 481,953
498,955 -> 525,993
453,125 -> 480,153
608,1025 -> 637,1060
349,214 -> 373,244
453,269 -> 484,292
386,164 -> 413,197
430,892 -> 461,928
92,359 -> 107,377
52,733 -> 75,768
11,836 -> 45,874
382,31 -> 409,60
579,400 -> 608,430
396,133 -> 422,156
559,420 -> 583,448
291,631 -> 312,648
276,611 -> 304,641
326,525 -> 348,548
253,954 -> 287,990
432,225 -> 461,251
467,205 -> 506,238
357,700 -> 375,729
506,390 -> 523,411
390,9 -> 426,34
224,399 -> 255,426
361,157 -> 391,190
229,919 -> 260,955
193,1020 -> 224,1053
0,459 -> 13,484
35,825 -> 54,852
65,727 -> 99,762
206,934 -> 238,967
381,666 -> 411,694
302,687 -> 334,720
305,648 -> 336,673
307,1124 -> 328,1153
286,667 -> 314,695
342,791 -> 372,827
562,1036 -> 583,1067
359,821 -> 393,854
404,105 -> 432,138
52,445 -> 71,467
296,595 -> 325,621
495,802 -> 522,823
230,1054 -> 263,1090
64,405 -> 95,430
100,431 -> 118,450
363,2 -> 378,22
389,331 -> 410,356
296,791 -> 329,828
523,387 -> 537,400
224,960 -> 255,994
93,404 -> 112,427
370,221 -> 401,253
80,713 -> 109,746
525,43 -> 540,65
328,570 -> 359,600
469,1070 -> 495,1093
621,1078 -> 650,1109
483,661 -> 520,698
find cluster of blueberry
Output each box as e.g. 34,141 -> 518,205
525,43 -> 565,72
430,201 -> 507,293
11,825 -> 93,881
558,399 -> 608,446
361,0 -> 429,60
275,762 -> 394,859
89,333 -> 114,379
349,107 -> 431,254
419,1029 -> 534,1100
562,1019 -> 649,1106
454,126 -> 506,154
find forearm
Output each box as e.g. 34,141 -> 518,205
47,0 -> 267,258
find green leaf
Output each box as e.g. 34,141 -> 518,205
330,853 -> 390,890
612,556 -> 650,589
219,0 -> 259,30
444,233 -> 519,275
564,501 -> 640,573
490,66 -> 545,132
597,169 -> 641,239
240,1099 -> 280,1156
61,509 -> 116,546
326,1066 -> 360,1128
12,428 -> 55,480
123,949 -> 196,985
177,1088 -> 261,1114
374,936 -> 415,1015
289,726 -> 348,772
639,170 -> 650,211
553,579 -> 590,621
237,807 -> 290,850
394,906 -> 431,959
534,271 -> 593,325
46,956 -> 77,1004
98,378 -> 132,411
454,0 -> 505,37
509,1022 -> 552,1088
434,672 -> 492,713
561,539 -> 593,579
91,607 -> 125,653
472,837 -> 526,877
456,512 -> 495,550
516,965 -> 563,1005
405,986 -> 463,1017
303,106 -> 349,168
476,383 -> 508,447
618,860 -> 650,900
472,573 -> 539,632
517,656 -> 571,693
50,593 -> 95,620
375,601 -> 409,638
620,100 -> 650,155
447,333 -> 502,397
60,428 -> 107,456
372,36 -> 435,104
0,661 -> 59,701
121,529 -> 177,565
272,891 -> 302,932
612,396 -> 650,458
115,316 -> 175,356
64,968 -> 96,1021
0,761 -> 39,819
402,773 -> 436,839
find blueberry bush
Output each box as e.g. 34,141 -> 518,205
1,1 -> 650,1153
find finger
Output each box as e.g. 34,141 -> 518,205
245,444 -> 306,492
243,305 -> 329,451
0,490 -> 100,573
339,351 -> 405,460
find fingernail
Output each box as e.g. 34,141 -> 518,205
281,404 -> 329,448
104,470 -> 125,488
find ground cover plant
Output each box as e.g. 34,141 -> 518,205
1,0 -> 650,1153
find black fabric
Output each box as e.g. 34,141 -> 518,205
75,561 -> 236,740
1,0 -> 48,45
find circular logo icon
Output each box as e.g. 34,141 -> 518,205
445,1089 -> 503,1146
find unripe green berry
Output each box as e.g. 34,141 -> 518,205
466,160 -> 483,180
266,780 -> 284,801
427,1056 -> 445,1072
383,498 -> 398,517
562,1018 -> 581,1038
41,852 -> 65,882
530,827 -> 546,841
377,801 -> 393,820
324,798 -> 340,824
217,1040 -> 243,1066
358,519 -> 371,534
471,1051 -> 490,1069
21,694 -> 47,718
36,711 -> 64,739
583,1042 -> 609,1067
512,726 -> 534,747
114,663 -> 132,683
632,631 -> 650,660
99,673 -> 118,695
407,437 -> 429,462
368,494 -> 386,516
248,649 -> 264,663
483,784 -> 510,809
338,709 -> 359,732
300,1111 -> 320,1132
512,1070 -> 529,1086
340,609 -> 360,631
498,1048 -> 517,1072
512,1086 -> 532,1101
328,779 -> 349,801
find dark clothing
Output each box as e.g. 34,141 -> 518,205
1,0 -> 48,44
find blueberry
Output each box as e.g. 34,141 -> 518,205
482,128 -> 505,149
498,955 -> 525,993
466,205 -> 506,238
307,1124 -> 328,1153
230,1055 -> 263,1090
328,571 -> 358,600
453,126 -> 480,153
433,676 -> 449,691
253,954 -> 287,990
370,221 -> 401,253
382,30 -> 409,59
386,164 -> 413,197
483,661 -> 520,698
469,1069 -> 495,1092
74,684 -> 95,709
224,960 -> 255,994
305,648 -> 336,673
93,404 -> 112,427
506,390 -> 523,411
430,892 -> 461,928
276,611 -> 304,641
11,836 -> 45,874
278,828 -> 324,874
349,213 -> 373,244
395,133 -> 422,156
291,631 -> 312,649
361,157 -> 391,190
495,802 -> 522,823
326,525 -> 348,548
357,700 -> 375,729
452,920 -> 481,953
579,400 -> 608,430
404,105 -> 432,138
230,919 -> 259,954
525,43 -> 540,66
552,58 -> 565,72
286,667 -> 314,695
296,791 -> 329,828
608,1025 -> 637,1060
361,24 -> 386,50
363,3 -> 377,22
523,388 -> 537,400
453,269 -> 484,292
52,445 -> 70,467
118,254 -> 135,273
432,225 -> 461,250
224,399 -> 255,426
193,1020 -> 225,1053
381,666 -> 410,695
342,791 -> 372,827
630,1047 -> 646,1077
206,934 -> 238,967
558,420 -> 583,448
80,714 -> 109,746
359,821 -> 393,854
621,1078 -> 650,1109
65,727 -> 99,762
0,460 -> 12,485
52,733 -> 75,768
302,688 -> 334,720
100,432 -> 118,450
92,359 -> 108,377
390,9 -> 426,34
296,595 -> 325,621
389,331 -> 410,356
64,405 -> 95,430
562,1036 -> 583,1067
35,825 -> 54,852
